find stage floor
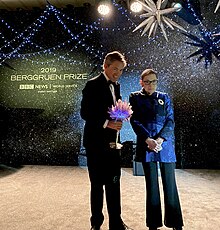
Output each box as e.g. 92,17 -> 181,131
0,165 -> 219,230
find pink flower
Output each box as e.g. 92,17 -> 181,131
108,99 -> 133,121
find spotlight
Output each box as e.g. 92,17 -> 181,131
130,1 -> 142,13
171,2 -> 182,12
97,1 -> 111,16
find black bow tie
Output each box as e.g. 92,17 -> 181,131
108,80 -> 116,86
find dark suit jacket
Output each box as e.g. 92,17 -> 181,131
80,73 -> 121,149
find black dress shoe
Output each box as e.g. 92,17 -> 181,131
109,221 -> 134,230
90,226 -> 101,230
120,222 -> 134,230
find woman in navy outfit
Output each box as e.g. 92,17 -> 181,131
129,69 -> 183,230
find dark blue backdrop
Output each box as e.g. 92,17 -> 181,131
0,2 -> 219,168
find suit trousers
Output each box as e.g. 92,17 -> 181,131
142,162 -> 183,228
86,146 -> 122,228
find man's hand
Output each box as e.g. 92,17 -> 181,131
107,120 -> 123,131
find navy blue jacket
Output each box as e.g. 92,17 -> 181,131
129,89 -> 176,162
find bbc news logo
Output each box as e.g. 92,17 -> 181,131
19,84 -> 34,89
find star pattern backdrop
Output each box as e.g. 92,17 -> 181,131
0,0 -> 219,168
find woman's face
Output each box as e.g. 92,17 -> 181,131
140,73 -> 158,95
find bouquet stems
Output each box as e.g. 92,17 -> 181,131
116,130 -> 119,145
115,130 -> 123,149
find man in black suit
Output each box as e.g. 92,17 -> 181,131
80,51 -> 133,230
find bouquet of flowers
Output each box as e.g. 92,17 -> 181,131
108,99 -> 133,149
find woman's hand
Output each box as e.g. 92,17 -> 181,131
145,137 -> 161,153
156,137 -> 164,145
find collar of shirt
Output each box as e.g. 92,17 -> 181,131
103,72 -> 116,104
103,72 -> 117,85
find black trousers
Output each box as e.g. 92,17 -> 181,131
142,162 -> 184,228
86,146 -> 123,229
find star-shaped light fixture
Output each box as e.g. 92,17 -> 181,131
133,0 -> 187,41
183,28 -> 220,68
214,0 -> 220,13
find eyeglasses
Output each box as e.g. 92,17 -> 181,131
143,79 -> 158,85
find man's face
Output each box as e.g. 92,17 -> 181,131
104,60 -> 125,82
141,73 -> 158,95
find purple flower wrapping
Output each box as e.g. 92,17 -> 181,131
108,99 -> 133,121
